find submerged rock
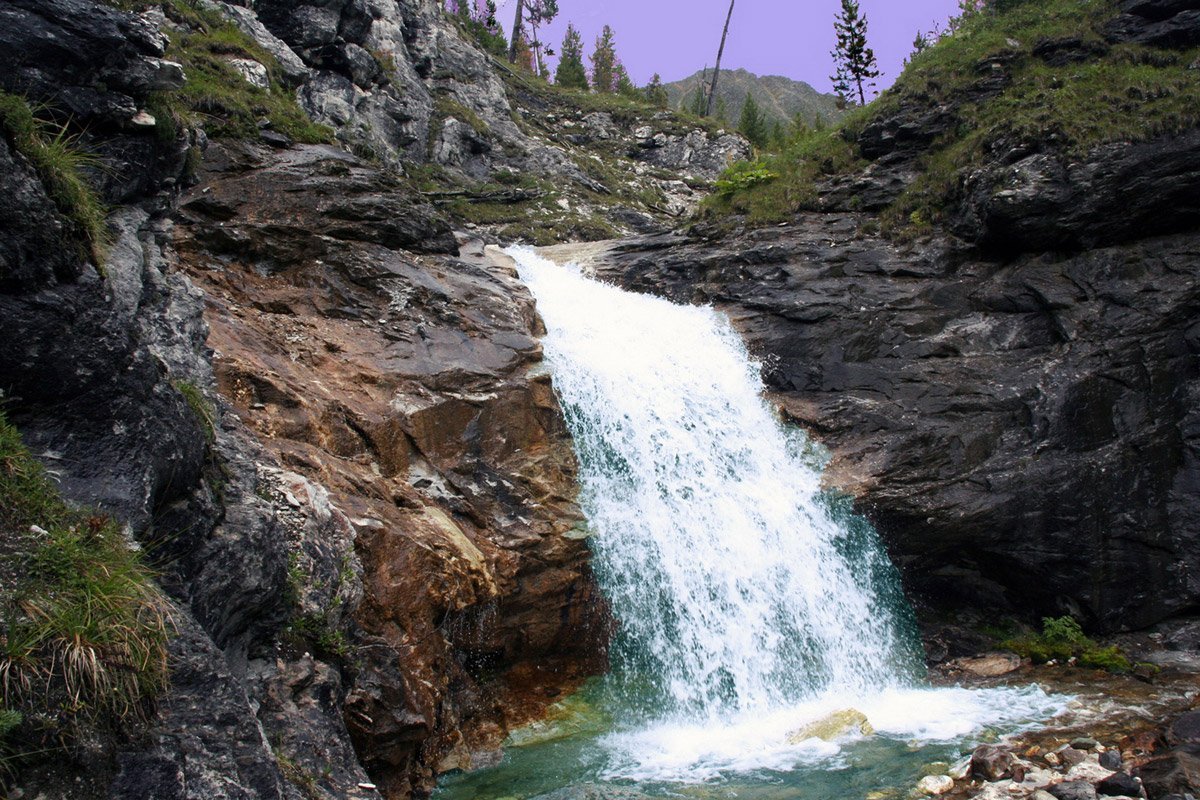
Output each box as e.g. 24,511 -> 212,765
786,708 -> 875,743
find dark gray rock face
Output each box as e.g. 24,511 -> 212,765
598,216 -> 1200,630
952,131 -> 1200,252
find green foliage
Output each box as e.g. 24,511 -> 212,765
157,0 -> 332,143
1004,616 -> 1131,673
830,0 -> 881,106
590,25 -> 618,94
737,93 -> 769,148
0,412 -> 171,749
448,0 -> 507,57
714,161 -> 778,196
704,114 -> 868,223
643,73 -> 669,108
0,92 -> 109,264
614,62 -> 639,99
554,24 -> 589,90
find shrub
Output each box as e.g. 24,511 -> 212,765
1004,615 -> 1131,673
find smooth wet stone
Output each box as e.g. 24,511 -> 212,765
947,652 -> 1023,677
1072,737 -> 1101,751
786,708 -> 874,743
1100,750 -> 1123,770
918,774 -> 955,795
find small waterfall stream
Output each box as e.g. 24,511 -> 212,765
436,248 -> 1067,798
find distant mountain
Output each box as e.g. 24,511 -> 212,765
662,68 -> 841,130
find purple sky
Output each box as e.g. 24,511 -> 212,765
492,0 -> 963,93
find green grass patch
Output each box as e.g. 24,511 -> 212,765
152,0 -> 331,143
0,92 -> 109,263
1003,615 -> 1131,673
0,412 -> 171,757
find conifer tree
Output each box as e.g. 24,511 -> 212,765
685,84 -> 707,115
590,25 -> 618,93
737,93 -> 768,147
555,23 -> 589,90
829,0 -> 881,106
614,61 -> 638,98
643,73 -> 668,108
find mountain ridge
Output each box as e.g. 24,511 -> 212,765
662,66 -> 841,128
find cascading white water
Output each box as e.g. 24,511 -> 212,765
496,247 -> 1066,786
512,247 -> 921,715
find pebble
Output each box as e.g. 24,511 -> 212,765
1071,737 -> 1101,751
1099,750 -> 1122,770
1049,780 -> 1098,800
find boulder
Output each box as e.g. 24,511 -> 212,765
972,745 -> 1015,781
786,709 -> 875,743
1136,746 -> 1200,798
1168,711 -> 1200,745
1096,772 -> 1143,797
946,651 -> 1022,677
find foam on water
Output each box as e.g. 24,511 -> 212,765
498,246 -> 1068,787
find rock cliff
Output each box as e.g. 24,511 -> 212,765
594,0 -> 1200,633
0,0 -> 636,797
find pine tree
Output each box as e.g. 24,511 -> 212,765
643,73 -> 668,108
614,61 -> 638,98
589,25 -> 617,93
829,0 -> 881,106
685,84 -> 707,116
554,23 -> 589,90
737,93 -> 768,147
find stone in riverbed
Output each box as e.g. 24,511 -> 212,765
1099,750 -> 1123,770
1096,771 -> 1142,797
1060,747 -> 1088,767
785,708 -> 874,743
972,745 -> 1015,781
917,774 -> 955,795
946,651 -> 1022,677
1048,780 -> 1098,800
1169,711 -> 1200,745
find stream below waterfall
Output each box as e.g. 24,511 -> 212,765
434,247 -> 1069,800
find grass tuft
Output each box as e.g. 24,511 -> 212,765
0,92 -> 109,264
0,412 -> 171,755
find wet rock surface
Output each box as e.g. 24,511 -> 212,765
173,141 -> 608,796
596,216 -> 1200,629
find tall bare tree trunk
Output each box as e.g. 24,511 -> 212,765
705,0 -> 736,117
508,0 -> 524,64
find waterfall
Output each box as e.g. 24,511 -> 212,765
497,247 -> 1064,786
511,247 -> 921,710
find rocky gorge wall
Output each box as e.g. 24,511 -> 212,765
0,0 -> 682,796
594,0 -> 1200,637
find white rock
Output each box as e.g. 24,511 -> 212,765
225,57 -> 270,90
918,775 -> 954,795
